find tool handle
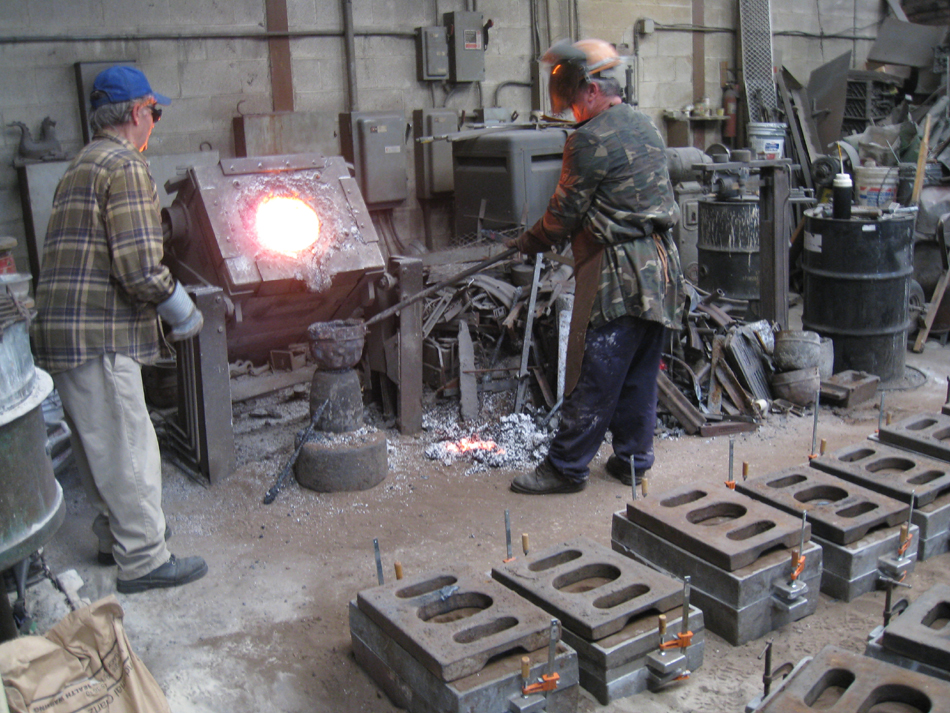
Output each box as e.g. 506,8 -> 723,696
263,400 -> 329,504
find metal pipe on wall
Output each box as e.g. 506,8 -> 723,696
0,29 -> 415,44
342,0 -> 359,112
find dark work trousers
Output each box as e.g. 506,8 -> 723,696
547,316 -> 666,483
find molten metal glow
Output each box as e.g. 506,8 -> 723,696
445,436 -> 505,455
255,196 -> 321,256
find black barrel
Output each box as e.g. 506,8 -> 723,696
802,209 -> 915,381
698,199 -> 760,303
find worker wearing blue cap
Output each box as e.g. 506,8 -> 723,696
32,65 -> 208,593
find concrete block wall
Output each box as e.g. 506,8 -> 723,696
0,0 -> 885,267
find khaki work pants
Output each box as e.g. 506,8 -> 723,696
53,353 -> 170,580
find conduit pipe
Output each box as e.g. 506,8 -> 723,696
342,0 -> 359,112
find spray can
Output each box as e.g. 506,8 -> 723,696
833,173 -> 852,220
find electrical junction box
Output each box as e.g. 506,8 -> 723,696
452,128 -> 569,238
413,109 -> 457,199
339,112 -> 409,209
443,11 -> 485,83
416,26 -> 448,81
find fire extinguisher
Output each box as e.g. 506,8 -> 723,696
722,84 -> 738,141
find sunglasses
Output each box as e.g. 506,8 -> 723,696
140,103 -> 162,122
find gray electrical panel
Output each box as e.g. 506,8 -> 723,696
416,27 -> 448,81
339,112 -> 408,208
453,128 -> 569,238
413,109 -> 457,199
443,11 -> 485,83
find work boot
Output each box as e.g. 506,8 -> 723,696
98,525 -> 172,566
605,455 -> 647,486
510,458 -> 587,495
116,555 -> 208,594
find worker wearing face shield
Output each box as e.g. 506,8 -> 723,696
31,66 -> 207,592
507,39 -> 686,494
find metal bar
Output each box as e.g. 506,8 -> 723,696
342,0 -> 359,111
680,576 -> 691,636
514,259 -> 543,414
758,164 -> 790,328
393,257 -> 424,435
265,0 -> 293,112
374,538 -> 384,585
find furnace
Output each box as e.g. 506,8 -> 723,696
163,153 -> 387,363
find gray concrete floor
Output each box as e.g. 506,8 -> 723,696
7,317 -> 950,713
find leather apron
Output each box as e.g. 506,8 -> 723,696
564,234 -> 605,397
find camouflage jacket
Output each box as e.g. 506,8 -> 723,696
519,103 -> 686,330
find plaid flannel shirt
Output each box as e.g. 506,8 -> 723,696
519,103 -> 686,331
32,132 -> 175,373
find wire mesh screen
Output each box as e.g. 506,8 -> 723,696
740,0 -> 778,123
454,226 -> 522,249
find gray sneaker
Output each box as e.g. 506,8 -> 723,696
510,459 -> 587,495
116,555 -> 208,594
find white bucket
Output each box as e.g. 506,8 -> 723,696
855,165 -> 899,207
748,122 -> 786,160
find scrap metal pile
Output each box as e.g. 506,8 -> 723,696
416,250 -> 818,445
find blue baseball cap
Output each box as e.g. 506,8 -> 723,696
90,66 -> 171,109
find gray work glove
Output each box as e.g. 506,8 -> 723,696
157,282 -> 204,341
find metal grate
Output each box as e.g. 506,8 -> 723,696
740,0 -> 778,122
453,226 -> 521,249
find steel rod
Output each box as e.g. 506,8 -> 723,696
374,538 -> 384,585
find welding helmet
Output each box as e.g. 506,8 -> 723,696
543,38 -> 622,115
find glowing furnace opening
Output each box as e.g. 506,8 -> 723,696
255,196 -> 321,256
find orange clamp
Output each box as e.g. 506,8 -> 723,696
725,480 -> 736,490
660,631 -> 693,650
899,531 -> 914,557
790,551 -> 805,581
522,672 -> 560,695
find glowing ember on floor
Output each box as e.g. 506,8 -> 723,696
445,435 -> 505,455
255,196 -> 321,256
425,432 -> 509,467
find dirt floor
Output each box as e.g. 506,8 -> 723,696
10,326 -> 950,713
